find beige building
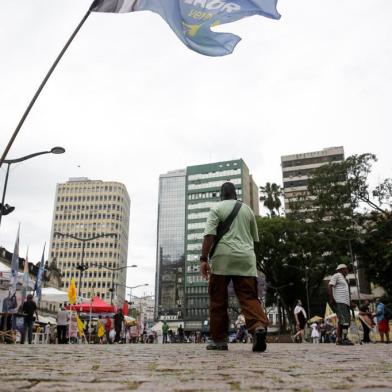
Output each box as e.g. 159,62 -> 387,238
49,178 -> 130,305
281,146 -> 345,214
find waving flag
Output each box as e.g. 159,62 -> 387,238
90,0 -> 280,56
9,226 -> 20,297
34,244 -> 46,302
68,277 -> 77,305
21,248 -> 30,303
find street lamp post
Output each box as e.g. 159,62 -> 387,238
126,283 -> 149,304
93,264 -> 138,305
54,231 -> 116,297
0,147 -> 65,227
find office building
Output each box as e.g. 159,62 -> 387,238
281,146 -> 345,213
155,170 -> 186,319
132,295 -> 155,327
49,177 -> 130,305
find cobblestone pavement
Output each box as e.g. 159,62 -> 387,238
0,343 -> 391,391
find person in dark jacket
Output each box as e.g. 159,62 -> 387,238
21,294 -> 38,344
113,309 -> 124,343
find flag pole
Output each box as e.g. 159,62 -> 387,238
0,6 -> 93,169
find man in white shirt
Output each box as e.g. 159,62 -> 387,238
293,300 -> 307,343
328,264 -> 354,345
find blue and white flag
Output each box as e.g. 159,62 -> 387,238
91,0 -> 281,56
21,248 -> 30,303
9,226 -> 20,297
34,244 -> 46,303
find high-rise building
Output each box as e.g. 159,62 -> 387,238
49,177 -> 130,305
281,147 -> 345,214
155,170 -> 186,319
155,159 -> 259,330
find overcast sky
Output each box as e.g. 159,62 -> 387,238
1,0 -> 391,297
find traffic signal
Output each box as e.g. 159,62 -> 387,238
0,203 -> 15,216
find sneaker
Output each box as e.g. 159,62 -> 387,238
252,328 -> 267,352
206,342 -> 228,351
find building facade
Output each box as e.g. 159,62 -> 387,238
155,159 -> 259,330
281,146 -> 345,214
154,170 -> 186,319
49,178 -> 130,305
132,295 -> 155,326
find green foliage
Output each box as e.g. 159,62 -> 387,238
292,152 -> 391,297
359,213 -> 392,296
306,153 -> 388,218
254,216 -> 337,322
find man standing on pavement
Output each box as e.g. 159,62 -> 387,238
200,182 -> 269,352
178,324 -> 185,343
21,294 -> 38,344
57,304 -> 68,344
162,320 -> 169,344
113,309 -> 124,343
327,264 -> 354,345
104,315 -> 112,344
293,300 -> 307,343
375,298 -> 390,344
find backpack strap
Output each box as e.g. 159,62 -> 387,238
209,201 -> 242,259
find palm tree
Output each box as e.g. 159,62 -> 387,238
260,182 -> 282,216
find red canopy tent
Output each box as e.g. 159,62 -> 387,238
65,296 -> 115,313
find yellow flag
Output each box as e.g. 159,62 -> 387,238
68,277 -> 77,305
77,316 -> 85,336
325,303 -> 337,327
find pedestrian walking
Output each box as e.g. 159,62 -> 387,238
327,264 -> 354,345
200,182 -> 269,352
162,320 -> 169,344
310,322 -> 320,344
358,300 -> 373,343
113,309 -> 124,343
104,315 -> 112,343
20,294 -> 38,344
319,320 -> 327,343
375,298 -> 390,343
178,324 -> 185,343
293,300 -> 307,343
44,322 -> 52,344
96,316 -> 104,344
57,304 -> 68,344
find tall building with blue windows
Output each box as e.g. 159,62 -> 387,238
155,170 -> 186,320
155,159 -> 259,330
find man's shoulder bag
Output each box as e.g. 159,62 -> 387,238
208,200 -> 242,259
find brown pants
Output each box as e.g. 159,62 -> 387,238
209,274 -> 269,342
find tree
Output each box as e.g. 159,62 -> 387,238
259,182 -> 282,217
306,153 -> 391,218
360,213 -> 392,297
296,152 -> 392,297
254,216 -> 337,330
